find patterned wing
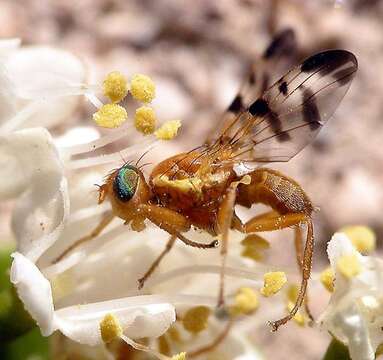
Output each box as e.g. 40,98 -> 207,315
216,49 -> 358,163
205,28 -> 297,145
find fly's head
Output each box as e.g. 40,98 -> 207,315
99,164 -> 151,221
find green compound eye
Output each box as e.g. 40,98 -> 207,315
113,165 -> 139,202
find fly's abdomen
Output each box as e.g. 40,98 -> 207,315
237,168 -> 314,215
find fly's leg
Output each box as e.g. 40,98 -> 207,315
216,176 -> 251,307
137,204 -> 218,289
138,235 -> 176,289
294,226 -> 314,322
243,211 -> 314,331
53,211 -> 115,264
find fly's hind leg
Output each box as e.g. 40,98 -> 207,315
243,211 -> 314,331
53,211 -> 115,264
294,226 -> 314,322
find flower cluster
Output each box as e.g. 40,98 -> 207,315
2,39 -> 383,360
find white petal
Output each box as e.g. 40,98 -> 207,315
322,304 -> 375,360
54,296 -> 176,346
10,252 -> 55,336
4,46 -> 85,129
0,38 -> 21,56
5,46 -> 84,99
0,64 -> 17,126
0,128 -> 70,261
0,127 -> 62,199
13,177 -> 70,263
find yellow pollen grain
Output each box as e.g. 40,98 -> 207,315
171,352 -> 187,360
182,306 -> 211,334
287,301 -> 305,326
100,313 -> 123,343
103,71 -> 128,103
340,225 -> 376,254
155,120 -> 182,140
130,74 -> 156,103
337,254 -> 362,279
93,103 -> 127,128
320,267 -> 335,292
286,284 -> 299,303
231,287 -> 259,315
134,106 -> 156,135
241,234 -> 270,262
260,271 -> 287,297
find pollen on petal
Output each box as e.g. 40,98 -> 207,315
134,106 -> 156,135
340,225 -> 376,254
93,104 -> 127,128
231,287 -> 259,315
130,74 -> 156,103
337,254 -> 362,279
100,313 -> 123,343
103,71 -> 128,103
182,306 -> 210,334
171,352 -> 187,360
260,271 -> 287,297
320,267 -> 335,292
155,120 -> 182,140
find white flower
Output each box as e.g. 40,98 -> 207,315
319,233 -> 383,360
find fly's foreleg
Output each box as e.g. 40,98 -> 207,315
53,211 -> 115,264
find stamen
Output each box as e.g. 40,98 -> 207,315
100,313 -> 186,360
130,74 -> 156,103
155,120 -> 182,140
103,71 -> 128,103
93,104 -> 127,128
135,106 -> 157,135
337,254 -> 362,279
241,234 -> 270,262
340,225 -> 376,254
0,101 -> 44,133
260,271 -> 287,297
145,264 -> 271,289
182,306 -> 211,334
60,124 -> 134,156
100,313 -> 123,343
85,92 -> 104,109
320,267 -> 335,292
231,287 -> 259,315
66,139 -> 156,169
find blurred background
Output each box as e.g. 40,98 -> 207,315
0,0 -> 383,359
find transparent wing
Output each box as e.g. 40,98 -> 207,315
205,28 -> 297,145
216,49 -> 358,163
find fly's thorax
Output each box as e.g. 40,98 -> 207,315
100,164 -> 152,221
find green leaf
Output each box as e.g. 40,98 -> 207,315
0,244 -> 14,292
323,338 -> 351,360
0,327 -> 49,360
0,246 -> 36,342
